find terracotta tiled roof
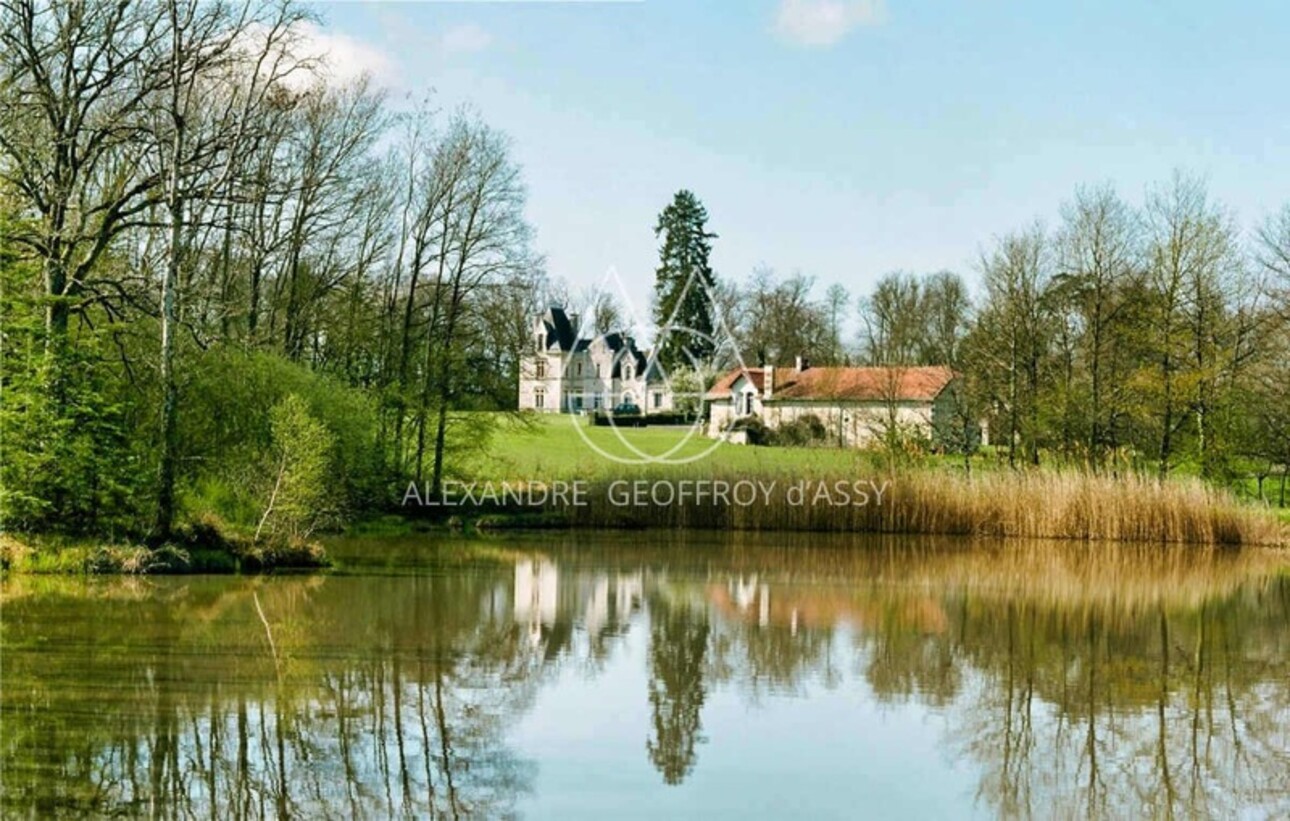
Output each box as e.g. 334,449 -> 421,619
776,366 -> 954,401
704,367 -> 765,399
707,365 -> 954,402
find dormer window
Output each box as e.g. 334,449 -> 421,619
535,358 -> 547,379
624,365 -> 633,381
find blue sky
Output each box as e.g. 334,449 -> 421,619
313,0 -> 1290,310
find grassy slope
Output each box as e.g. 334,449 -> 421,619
464,414 -> 884,480
452,413 -> 1288,546
468,415 -> 1290,502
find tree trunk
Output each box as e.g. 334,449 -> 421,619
44,257 -> 70,341
1158,346 -> 1173,479
155,9 -> 185,541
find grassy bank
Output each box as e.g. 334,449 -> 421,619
0,519 -> 329,576
450,415 -> 1287,547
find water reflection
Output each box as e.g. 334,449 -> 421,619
646,591 -> 710,785
2,536 -> 1287,818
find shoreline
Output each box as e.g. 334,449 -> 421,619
4,470 -> 1287,576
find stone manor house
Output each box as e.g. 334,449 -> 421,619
517,307 -> 978,449
518,306 -> 674,414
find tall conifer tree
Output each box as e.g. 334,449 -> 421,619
652,190 -> 718,369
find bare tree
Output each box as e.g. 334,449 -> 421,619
1143,172 -> 1236,477
919,270 -> 970,365
273,78 -> 387,359
0,1 -> 167,346
859,271 -> 922,365
824,282 -> 849,364
1257,204 -> 1290,322
423,118 -> 534,492
973,224 -> 1050,467
150,0 -> 308,537
1054,184 -> 1141,465
735,266 -> 830,367
573,285 -> 624,336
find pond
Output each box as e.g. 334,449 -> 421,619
2,533 -> 1288,818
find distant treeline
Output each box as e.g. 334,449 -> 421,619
701,178 -> 1290,491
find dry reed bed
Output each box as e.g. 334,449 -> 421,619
556,469 -> 1287,547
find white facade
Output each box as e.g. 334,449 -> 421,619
518,307 -> 673,414
706,364 -> 960,448
710,397 -> 939,447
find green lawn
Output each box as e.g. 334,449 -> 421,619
459,415 -> 1290,520
464,414 -> 881,480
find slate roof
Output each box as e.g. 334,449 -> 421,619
540,307 -> 579,351
542,306 -> 655,380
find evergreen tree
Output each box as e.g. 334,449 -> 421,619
652,190 -> 718,370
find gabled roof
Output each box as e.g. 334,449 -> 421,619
704,367 -> 765,399
611,349 -> 648,378
541,307 -> 578,351
706,365 -> 954,403
541,306 -> 659,379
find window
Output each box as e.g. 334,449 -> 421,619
573,394 -> 583,411
595,363 -> 601,378
743,392 -> 754,415
624,365 -> 633,381
576,362 -> 582,376
535,389 -> 545,409
593,395 -> 602,409
653,392 -> 662,409
535,358 -> 546,379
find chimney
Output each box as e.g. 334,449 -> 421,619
763,365 -> 774,399
794,355 -> 810,373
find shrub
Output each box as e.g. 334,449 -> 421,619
253,395 -> 339,543
769,413 -> 829,446
0,329 -> 150,535
729,415 -> 771,445
179,349 -> 383,526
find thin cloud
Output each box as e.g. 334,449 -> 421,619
440,23 -> 493,57
773,0 -> 887,48
290,20 -> 398,86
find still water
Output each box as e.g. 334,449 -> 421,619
2,533 -> 1288,819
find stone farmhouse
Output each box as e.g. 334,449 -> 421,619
705,358 -> 977,448
518,307 -> 674,414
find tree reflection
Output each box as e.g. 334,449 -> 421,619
931,581 -> 1290,818
2,536 -> 1288,817
0,573 -> 539,818
645,590 -> 710,785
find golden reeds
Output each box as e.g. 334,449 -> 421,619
550,468 -> 1287,547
